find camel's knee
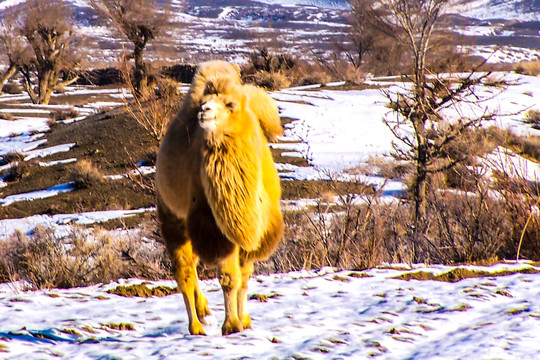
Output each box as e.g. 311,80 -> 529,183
219,272 -> 241,293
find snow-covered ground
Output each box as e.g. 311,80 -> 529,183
0,263 -> 539,359
272,74 -> 540,178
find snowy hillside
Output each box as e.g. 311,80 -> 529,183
451,0 -> 540,21
1,263 -> 539,359
253,0 -> 350,9
1,0 -> 539,64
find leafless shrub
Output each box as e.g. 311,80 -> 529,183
0,112 -> 14,121
367,156 -> 412,179
311,50 -> 366,84
69,159 -> 104,188
264,154 -> 540,272
119,59 -> 182,144
525,109 -> 540,129
1,82 -> 23,94
243,45 -> 329,90
248,47 -> 296,74
0,224 -> 170,289
515,61 -> 540,76
49,108 -> 79,122
246,70 -> 291,91
298,71 -> 332,86
1,154 -> 32,182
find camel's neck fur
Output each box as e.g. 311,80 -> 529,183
201,127 -> 265,252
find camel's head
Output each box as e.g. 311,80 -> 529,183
197,78 -> 255,139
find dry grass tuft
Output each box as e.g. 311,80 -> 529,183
515,61 -> 540,76
0,112 -> 14,121
394,267 -> 540,283
1,82 -> 23,94
49,108 -> 79,123
525,109 -> 540,129
68,159 -> 104,188
102,323 -> 136,331
246,70 -> 292,90
298,71 -> 332,86
1,156 -> 34,183
107,283 -> 177,297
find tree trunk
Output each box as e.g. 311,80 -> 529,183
37,69 -> 52,104
133,44 -> 148,98
413,138 -> 428,226
0,64 -> 17,95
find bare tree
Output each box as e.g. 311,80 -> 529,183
12,0 -> 80,105
0,14 -> 23,94
350,0 -> 497,225
343,0 -> 380,69
90,0 -> 169,98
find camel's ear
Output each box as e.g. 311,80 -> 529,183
244,85 -> 283,142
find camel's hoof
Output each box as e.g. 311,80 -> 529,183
189,321 -> 207,336
241,314 -> 252,329
222,318 -> 243,335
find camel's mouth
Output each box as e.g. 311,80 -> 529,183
197,102 -> 218,132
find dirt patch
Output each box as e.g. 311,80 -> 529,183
394,267 -> 540,283
0,108 -> 157,219
281,179 -> 374,200
107,283 -> 177,297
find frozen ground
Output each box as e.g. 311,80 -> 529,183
0,263 -> 539,359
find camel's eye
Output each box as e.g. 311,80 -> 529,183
226,101 -> 236,110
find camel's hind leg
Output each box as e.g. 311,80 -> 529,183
238,258 -> 254,329
218,246 -> 244,335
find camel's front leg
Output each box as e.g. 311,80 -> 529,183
218,246 -> 243,335
238,259 -> 254,329
170,241 -> 207,335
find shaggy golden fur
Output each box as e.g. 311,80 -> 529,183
155,60 -> 284,335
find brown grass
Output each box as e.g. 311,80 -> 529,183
515,61 -> 540,76
525,109 -> 540,129
0,225 -> 170,289
245,70 -> 292,90
0,112 -> 14,121
49,108 -> 79,123
1,82 -> 23,94
107,283 -> 177,297
68,159 -> 104,188
102,323 -> 136,331
394,267 -> 540,283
